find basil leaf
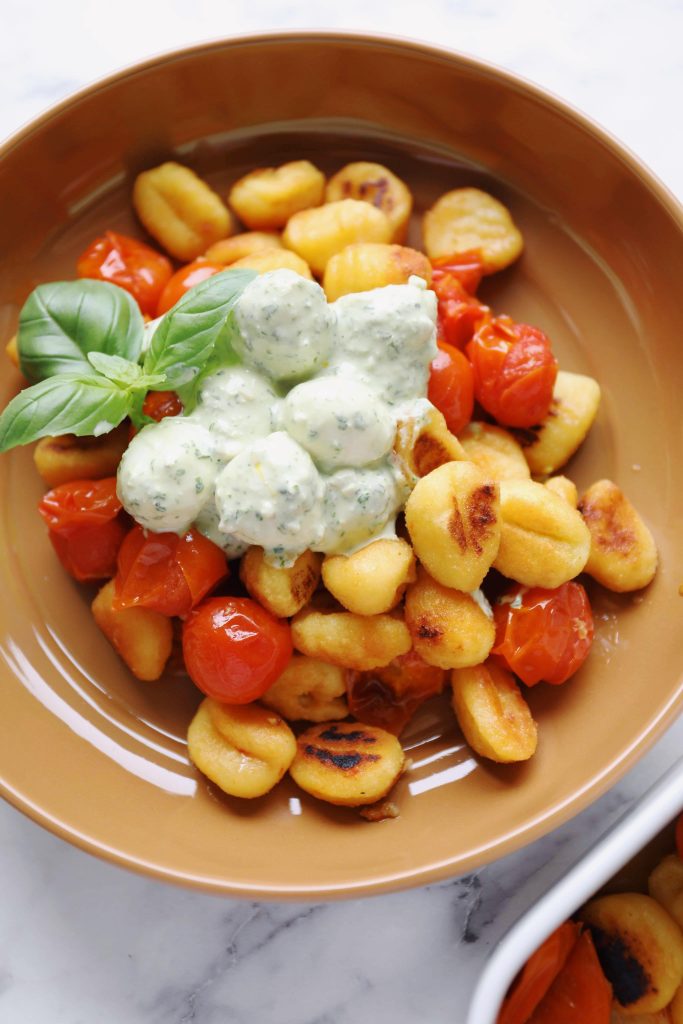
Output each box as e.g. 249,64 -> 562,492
87,351 -> 166,390
0,374 -> 132,453
175,310 -> 242,412
144,269 -> 255,388
18,280 -> 145,383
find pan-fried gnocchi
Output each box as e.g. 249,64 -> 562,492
9,151 -> 658,819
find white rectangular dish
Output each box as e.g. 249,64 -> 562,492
467,756 -> 683,1024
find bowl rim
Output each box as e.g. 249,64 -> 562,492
1,31 -> 682,898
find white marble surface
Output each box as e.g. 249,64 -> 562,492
1,2 -> 682,1022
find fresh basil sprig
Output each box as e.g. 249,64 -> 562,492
0,268 -> 256,454
143,268 -> 255,388
18,280 -> 144,382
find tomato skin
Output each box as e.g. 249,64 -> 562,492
466,316 -> 558,428
38,477 -> 126,581
49,518 -> 128,582
38,477 -> 122,531
114,525 -> 227,617
347,651 -> 445,735
431,252 -> 485,295
182,597 -> 293,704
527,930 -> 611,1024
676,814 -> 683,860
77,231 -> 172,317
156,260 -> 224,316
497,921 -> 580,1024
428,341 -> 475,435
493,582 -> 594,687
431,255 -> 489,349
142,390 -> 183,421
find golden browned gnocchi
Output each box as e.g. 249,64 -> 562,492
229,247 -> 313,278
240,547 -> 322,618
34,424 -> 129,487
404,568 -> 495,669
291,605 -> 412,670
323,242 -> 431,301
422,187 -> 523,272
578,479 -> 658,592
228,160 -> 325,230
394,405 -> 466,483
581,894 -> 683,1015
289,721 -> 405,807
405,460 -> 501,592
458,421 -> 530,482
495,478 -> 591,588
321,538 -> 416,615
262,655 -> 349,723
324,161 -> 413,242
187,698 -> 297,799
133,161 -> 233,261
514,370 -> 601,476
282,198 -> 392,275
545,474 -> 578,506
204,230 -> 283,264
451,661 -> 537,763
91,580 -> 172,682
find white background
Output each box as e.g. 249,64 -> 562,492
1,2 -> 682,1022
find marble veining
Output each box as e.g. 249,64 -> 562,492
1,1 -> 682,1021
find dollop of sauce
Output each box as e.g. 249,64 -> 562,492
117,269 -> 439,565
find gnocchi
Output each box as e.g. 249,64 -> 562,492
578,479 -> 658,592
187,697 -> 297,799
323,242 -> 431,301
133,161 -> 233,261
324,161 -> 413,242
240,547 -> 322,618
291,604 -> 412,670
228,160 -> 325,230
34,424 -> 129,487
422,187 -> 523,272
451,661 -> 537,763
282,198 -> 392,275
405,568 -> 495,669
322,539 -> 416,616
262,655 -> 349,723
91,580 -> 172,682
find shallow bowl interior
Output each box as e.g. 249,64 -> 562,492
0,34 -> 682,898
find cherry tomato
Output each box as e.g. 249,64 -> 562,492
493,582 -> 594,687
431,254 -> 489,348
466,316 -> 558,428
142,390 -> 183,422
527,930 -> 611,1024
77,231 -> 172,317
428,341 -> 475,434
39,477 -> 122,532
49,519 -> 128,582
182,597 -> 292,703
114,525 -> 227,617
156,259 -> 224,316
38,477 -> 126,582
431,252 -> 485,294
676,813 -> 683,860
347,651 -> 445,735
497,921 -> 579,1024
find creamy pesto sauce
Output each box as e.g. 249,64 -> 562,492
117,270 -> 438,565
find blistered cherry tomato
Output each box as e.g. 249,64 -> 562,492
497,921 -> 579,1024
156,259 -> 224,316
38,477 -> 126,581
142,390 -> 183,422
526,930 -> 611,1024
182,597 -> 292,704
431,253 -> 489,348
77,231 -> 172,317
428,341 -> 475,435
39,477 -> 122,532
466,316 -> 558,428
431,251 -> 485,295
114,525 -> 227,617
676,814 -> 683,861
347,650 -> 445,735
493,582 -> 594,687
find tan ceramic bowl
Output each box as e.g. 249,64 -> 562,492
1,34 -> 682,898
